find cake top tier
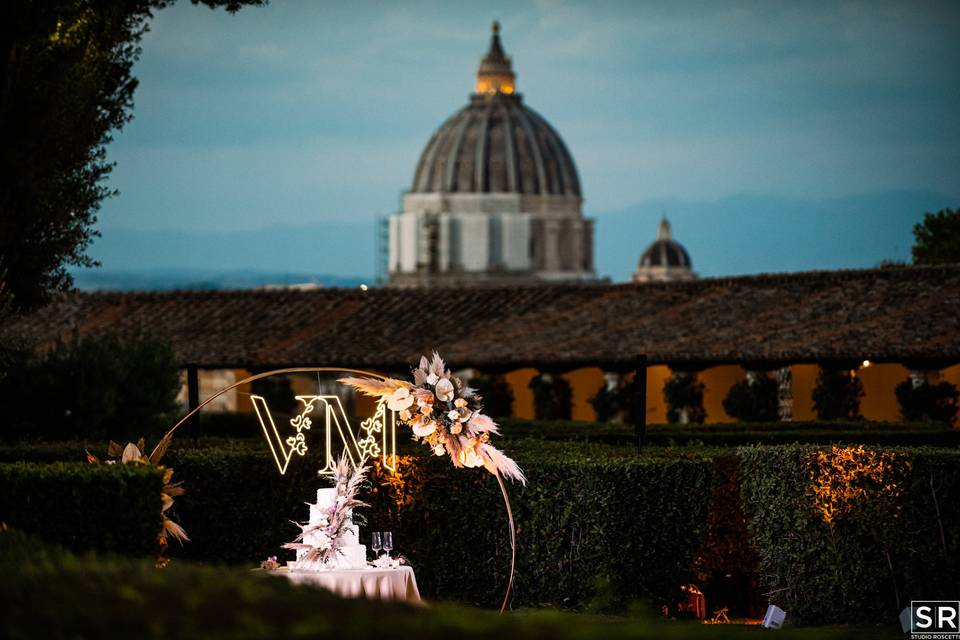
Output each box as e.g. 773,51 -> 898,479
316,487 -> 338,505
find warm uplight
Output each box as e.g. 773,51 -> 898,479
861,359 -> 871,368
360,283 -> 369,291
809,445 -> 908,526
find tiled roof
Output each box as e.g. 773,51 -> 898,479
7,265 -> 960,371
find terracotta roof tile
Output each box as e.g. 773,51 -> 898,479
7,265 -> 960,371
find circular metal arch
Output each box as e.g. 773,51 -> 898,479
152,366 -> 517,614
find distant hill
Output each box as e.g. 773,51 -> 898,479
80,189 -> 957,285
71,268 -> 369,291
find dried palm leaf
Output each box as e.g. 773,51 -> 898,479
163,517 -> 190,543
338,376 -> 409,397
480,443 -> 526,485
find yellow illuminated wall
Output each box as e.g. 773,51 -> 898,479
504,367 -> 538,420
561,367 -> 604,422
857,363 -> 910,421
206,360 -> 956,427
698,365 -> 744,423
790,364 -> 819,421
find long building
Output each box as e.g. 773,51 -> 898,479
10,264 -> 960,423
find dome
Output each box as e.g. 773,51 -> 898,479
410,24 -> 581,197
632,218 -> 696,283
639,219 -> 692,268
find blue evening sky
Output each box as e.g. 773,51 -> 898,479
86,0 -> 960,283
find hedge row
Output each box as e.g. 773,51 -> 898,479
0,462 -> 163,557
158,442 -> 711,610
0,528 -> 893,640
3,439 -> 959,624
498,418 -> 960,448
738,445 -> 960,624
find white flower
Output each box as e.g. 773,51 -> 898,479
426,372 -> 438,385
433,444 -> 446,456
412,419 -> 436,437
454,398 -> 468,409
387,387 -> 414,411
447,409 -> 460,421
435,378 -> 454,402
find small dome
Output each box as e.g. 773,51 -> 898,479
410,23 -> 581,197
639,218 -> 692,268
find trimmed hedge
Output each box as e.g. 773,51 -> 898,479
498,419 -> 960,448
156,441 -> 711,610
2,436 -> 959,623
738,445 -> 960,624
0,529 -> 897,640
0,462 -> 163,557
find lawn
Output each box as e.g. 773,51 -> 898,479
1,528 -> 902,640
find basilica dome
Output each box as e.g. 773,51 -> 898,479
389,22 -> 594,288
410,23 -> 581,198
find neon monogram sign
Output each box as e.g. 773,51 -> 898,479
251,394 -> 396,476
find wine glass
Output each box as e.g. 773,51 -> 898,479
371,532 -> 382,561
383,531 -> 393,559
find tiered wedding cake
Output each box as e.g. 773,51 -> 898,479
292,487 -> 367,570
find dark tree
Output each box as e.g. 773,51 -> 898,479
0,332 -> 180,441
529,373 -> 572,420
895,378 -> 958,425
812,367 -> 864,421
664,371 -> 705,424
0,0 -> 264,312
912,208 -> 960,265
722,373 -> 778,422
468,373 -> 514,418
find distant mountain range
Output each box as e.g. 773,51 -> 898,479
71,268 -> 369,291
76,189 -> 955,290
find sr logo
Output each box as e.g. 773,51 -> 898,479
911,601 -> 960,635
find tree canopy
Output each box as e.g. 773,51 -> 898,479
912,208 -> 960,265
0,0 -> 264,313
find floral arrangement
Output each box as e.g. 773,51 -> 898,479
85,438 -> 189,552
260,556 -> 280,571
282,453 -> 369,568
341,352 -> 525,485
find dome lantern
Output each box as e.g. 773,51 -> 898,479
476,21 -> 515,96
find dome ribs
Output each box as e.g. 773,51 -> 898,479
498,101 -> 518,192
513,105 -> 548,195
527,108 -> 579,197
473,104 -> 492,192
443,110 -> 474,192
408,96 -> 580,197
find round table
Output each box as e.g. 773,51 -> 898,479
272,566 -> 423,605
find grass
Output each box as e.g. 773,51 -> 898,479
1,528 -> 902,640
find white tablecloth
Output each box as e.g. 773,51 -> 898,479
274,566 -> 422,605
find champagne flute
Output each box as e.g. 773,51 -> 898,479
371,532 -> 382,562
383,531 -> 393,559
